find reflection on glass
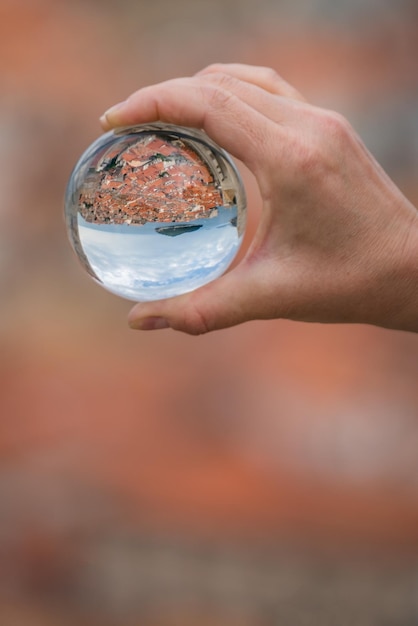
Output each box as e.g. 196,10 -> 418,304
65,124 -> 247,301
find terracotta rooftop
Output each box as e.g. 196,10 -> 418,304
79,135 -> 223,226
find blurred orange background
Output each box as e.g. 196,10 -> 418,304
1,0 -> 418,624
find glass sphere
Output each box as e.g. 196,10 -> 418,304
64,123 -> 247,301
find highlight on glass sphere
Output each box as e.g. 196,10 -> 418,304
64,123 -> 247,302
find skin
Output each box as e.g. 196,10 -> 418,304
100,63 -> 418,334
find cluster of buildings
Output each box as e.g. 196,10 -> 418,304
78,135 -> 223,226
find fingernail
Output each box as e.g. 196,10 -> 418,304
129,316 -> 170,331
99,101 -> 125,129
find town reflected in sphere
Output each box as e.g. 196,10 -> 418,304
64,124 -> 247,301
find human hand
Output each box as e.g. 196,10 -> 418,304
100,63 -> 418,333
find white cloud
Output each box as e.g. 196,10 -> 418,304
77,212 -> 242,301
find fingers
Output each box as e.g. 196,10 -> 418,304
100,76 -> 278,171
127,263 -> 266,334
193,69 -> 306,126
197,63 -> 306,102
99,64 -> 306,169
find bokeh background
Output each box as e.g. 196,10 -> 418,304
1,0 -> 418,624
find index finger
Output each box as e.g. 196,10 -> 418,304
99,76 -> 277,171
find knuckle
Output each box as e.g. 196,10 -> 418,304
292,110 -> 353,176
198,62 -> 227,75
259,66 -> 282,84
288,136 -> 329,182
258,66 -> 299,95
199,80 -> 235,111
321,110 -> 352,142
172,298 -> 212,336
257,66 -> 304,101
200,70 -> 237,91
294,142 -> 322,176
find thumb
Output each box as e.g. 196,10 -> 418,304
127,264 -> 262,334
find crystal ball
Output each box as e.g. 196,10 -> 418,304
64,123 -> 247,301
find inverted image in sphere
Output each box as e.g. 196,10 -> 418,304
64,124 -> 247,301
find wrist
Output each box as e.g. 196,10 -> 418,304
379,209 -> 418,332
